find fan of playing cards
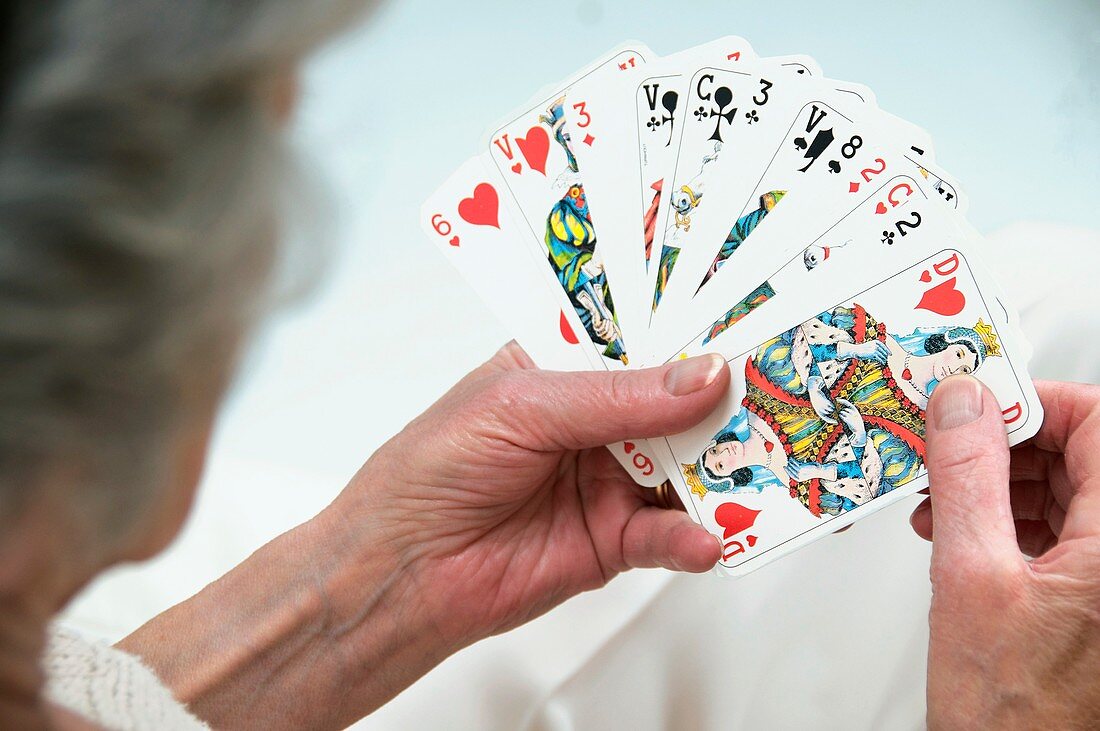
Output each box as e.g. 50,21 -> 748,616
421,36 -> 1043,576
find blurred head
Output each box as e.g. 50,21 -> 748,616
0,1 -> 376,596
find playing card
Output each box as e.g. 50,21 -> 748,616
483,44 -> 654,369
656,205 -> 1041,576
422,156 -> 593,371
642,73 -> 945,362
650,150 -> 971,361
629,54 -> 823,346
421,155 -> 669,486
561,36 -> 759,353
423,34 -> 1042,576
645,62 -> 819,322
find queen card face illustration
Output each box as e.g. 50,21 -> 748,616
663,250 -> 1040,575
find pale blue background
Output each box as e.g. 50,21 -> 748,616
217,0 -> 1099,485
63,2 -> 1098,726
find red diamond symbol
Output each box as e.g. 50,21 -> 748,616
583,134 -> 595,146
849,181 -> 860,193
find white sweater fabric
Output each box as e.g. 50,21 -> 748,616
43,624 -> 207,730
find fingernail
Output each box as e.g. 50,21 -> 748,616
932,375 -> 984,430
665,354 -> 726,396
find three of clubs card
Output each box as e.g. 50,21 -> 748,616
420,37 -> 1042,576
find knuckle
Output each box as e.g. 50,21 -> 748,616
606,369 -> 639,408
486,369 -> 528,403
929,429 -> 1005,478
467,371 -> 530,423
932,555 -> 1027,609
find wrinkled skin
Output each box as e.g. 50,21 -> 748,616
356,342 -> 728,643
913,377 -> 1100,729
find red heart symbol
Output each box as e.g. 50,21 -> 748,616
919,270 -> 932,283
623,441 -> 636,454
448,236 -> 460,247
875,201 -> 887,215
511,162 -> 522,174
746,535 -> 757,547
714,502 -> 761,540
916,277 -> 966,316
457,183 -> 500,229
516,126 -> 550,176
559,309 -> 579,344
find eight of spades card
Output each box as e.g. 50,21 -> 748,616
660,222 -> 1041,576
422,155 -> 667,487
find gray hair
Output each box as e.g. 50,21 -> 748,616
0,1 -> 374,531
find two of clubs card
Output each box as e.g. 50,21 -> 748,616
419,37 -> 1041,577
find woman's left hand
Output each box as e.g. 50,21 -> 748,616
338,342 -> 729,646
122,342 -> 731,729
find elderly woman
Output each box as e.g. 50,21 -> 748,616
3,2 -> 1100,730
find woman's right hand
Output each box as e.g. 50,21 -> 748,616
913,377 -> 1100,729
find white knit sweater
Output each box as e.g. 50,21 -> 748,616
43,624 -> 207,730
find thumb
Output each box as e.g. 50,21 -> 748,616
924,375 -> 1020,574
489,353 -> 731,451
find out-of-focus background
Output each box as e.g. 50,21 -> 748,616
62,1 -> 1099,729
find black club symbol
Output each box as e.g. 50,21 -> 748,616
881,230 -> 895,245
745,110 -> 759,124
647,116 -> 660,130
693,105 -> 708,121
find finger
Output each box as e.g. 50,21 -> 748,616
910,496 -> 932,541
1009,480 -> 1054,522
1008,443 -> 1055,483
485,354 -> 732,451
925,375 -> 1021,574
1029,381 -> 1100,543
1014,519 -> 1057,558
621,506 -> 721,573
1028,381 -> 1100,454
913,486 -> 1054,551
1008,442 -> 1078,517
